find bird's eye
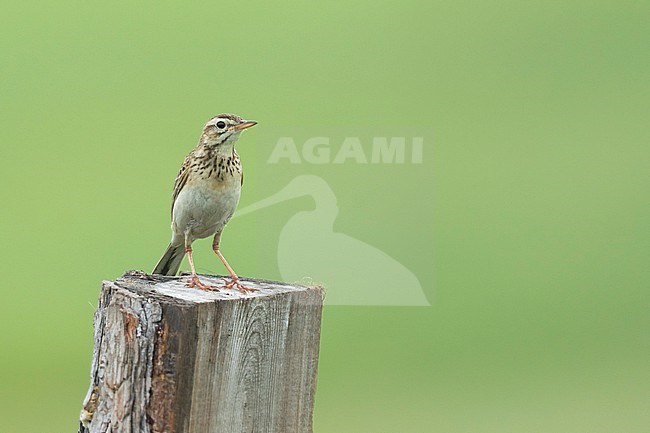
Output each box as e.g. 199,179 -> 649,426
216,121 -> 227,129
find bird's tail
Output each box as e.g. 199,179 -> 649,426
152,243 -> 185,276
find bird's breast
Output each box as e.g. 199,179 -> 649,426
194,152 -> 243,183
172,173 -> 242,239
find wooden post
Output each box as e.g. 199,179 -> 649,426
78,270 -> 324,433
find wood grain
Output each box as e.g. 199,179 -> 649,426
79,271 -> 324,433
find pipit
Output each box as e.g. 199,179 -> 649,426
153,114 -> 257,292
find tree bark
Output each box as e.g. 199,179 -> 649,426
79,270 -> 324,433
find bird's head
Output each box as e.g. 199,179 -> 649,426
200,114 -> 257,147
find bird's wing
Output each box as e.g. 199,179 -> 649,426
171,153 -> 192,217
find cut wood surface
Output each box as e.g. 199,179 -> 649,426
79,270 -> 324,433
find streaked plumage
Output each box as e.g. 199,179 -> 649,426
153,114 -> 257,292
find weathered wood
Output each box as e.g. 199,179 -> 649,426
79,270 -> 324,433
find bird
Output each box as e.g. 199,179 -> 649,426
152,114 -> 257,292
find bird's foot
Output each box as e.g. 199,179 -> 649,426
222,276 -> 257,294
186,274 -> 219,291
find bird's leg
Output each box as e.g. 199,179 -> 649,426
212,233 -> 257,293
185,243 -> 217,291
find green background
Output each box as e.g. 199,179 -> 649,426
1,1 -> 648,432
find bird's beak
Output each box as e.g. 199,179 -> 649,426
234,120 -> 257,131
